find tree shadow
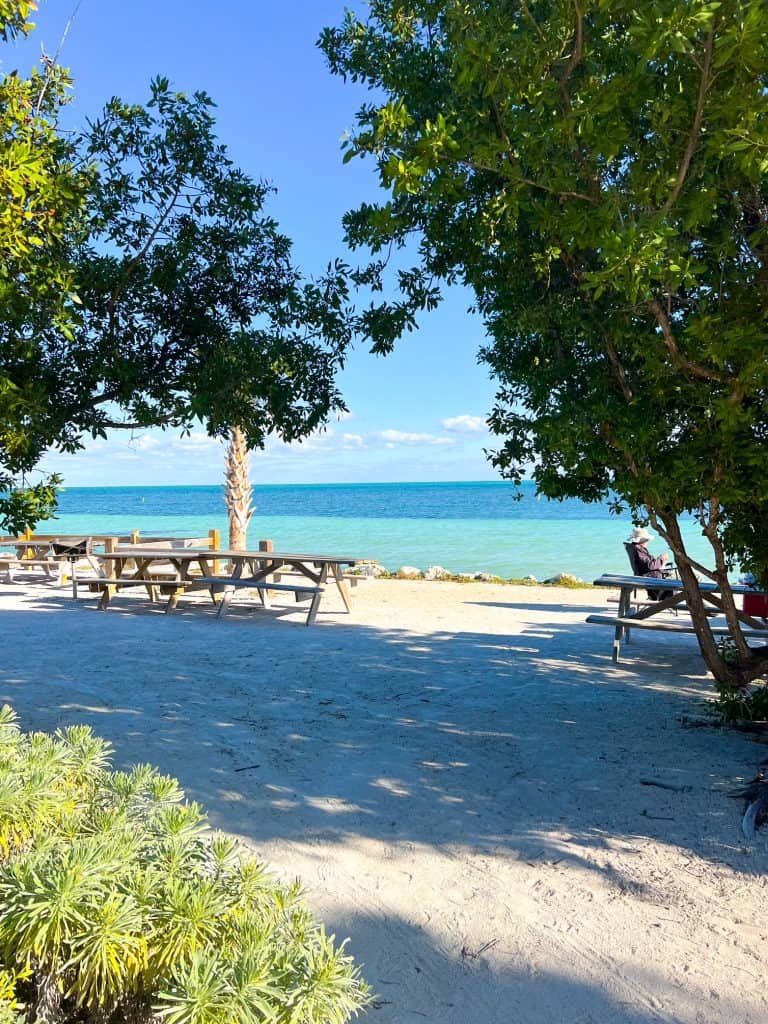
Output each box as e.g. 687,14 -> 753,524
0,589 -> 765,1022
319,908 -> 752,1024
0,593 -> 760,874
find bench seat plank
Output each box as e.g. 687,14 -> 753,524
170,576 -> 325,625
586,614 -> 768,638
0,558 -> 63,582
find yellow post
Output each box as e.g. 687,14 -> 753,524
209,528 -> 221,573
131,529 -> 140,545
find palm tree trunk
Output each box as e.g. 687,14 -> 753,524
224,426 -> 253,550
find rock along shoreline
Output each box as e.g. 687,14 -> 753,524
348,561 -> 590,587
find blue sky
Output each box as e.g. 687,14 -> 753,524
13,0 -> 500,486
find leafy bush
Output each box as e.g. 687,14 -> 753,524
0,707 -> 370,1023
712,680 -> 768,726
711,642 -> 768,724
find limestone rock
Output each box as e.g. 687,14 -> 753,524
349,561 -> 388,578
396,566 -> 423,579
544,572 -> 584,585
424,565 -> 452,581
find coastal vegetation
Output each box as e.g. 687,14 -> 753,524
0,705 -> 370,1023
321,0 -> 768,688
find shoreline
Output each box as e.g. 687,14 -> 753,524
43,479 -> 721,581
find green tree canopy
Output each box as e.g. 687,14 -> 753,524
7,77 -> 357,470
321,0 -> 768,684
0,0 -> 89,531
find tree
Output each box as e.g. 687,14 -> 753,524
76,80 -> 355,444
1,74 -> 359,532
0,1 -> 90,532
320,0 -> 768,687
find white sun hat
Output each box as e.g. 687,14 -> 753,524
626,526 -> 654,544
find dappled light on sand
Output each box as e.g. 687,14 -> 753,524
0,578 -> 765,1023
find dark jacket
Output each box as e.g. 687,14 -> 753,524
631,543 -> 666,579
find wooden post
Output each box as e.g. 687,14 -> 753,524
259,539 -> 275,589
105,537 -> 118,554
131,529 -> 140,545
209,528 -> 221,574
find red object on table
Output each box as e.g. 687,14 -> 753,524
743,593 -> 768,617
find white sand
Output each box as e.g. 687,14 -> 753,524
1,576 -> 767,1024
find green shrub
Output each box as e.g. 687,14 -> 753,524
710,640 -> 768,725
712,679 -> 768,726
0,707 -> 370,1023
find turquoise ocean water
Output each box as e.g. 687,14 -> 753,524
43,481 -> 716,582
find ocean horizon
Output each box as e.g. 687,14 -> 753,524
41,480 -> 718,582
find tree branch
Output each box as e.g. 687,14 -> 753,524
700,497 -> 752,659
601,335 -> 633,401
649,512 -> 715,580
519,0 -> 546,41
647,298 -> 727,382
662,25 -> 714,214
559,1 -> 584,103
106,183 -> 183,322
462,158 -> 598,203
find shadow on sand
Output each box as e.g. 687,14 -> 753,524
0,585 -> 764,1022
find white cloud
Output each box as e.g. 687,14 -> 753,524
379,430 -> 455,447
441,414 -> 487,433
341,433 -> 364,448
172,432 -> 223,451
266,426 -> 366,456
130,434 -> 162,451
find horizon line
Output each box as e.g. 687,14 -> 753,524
58,478 -> 524,490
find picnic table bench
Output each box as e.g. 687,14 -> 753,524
176,576 -> 324,625
0,537 -> 100,594
589,573 -> 768,662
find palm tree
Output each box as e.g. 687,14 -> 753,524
224,427 -> 253,550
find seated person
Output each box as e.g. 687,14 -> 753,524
625,527 -> 670,599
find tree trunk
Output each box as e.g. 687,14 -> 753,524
224,426 -> 253,550
659,512 -> 768,688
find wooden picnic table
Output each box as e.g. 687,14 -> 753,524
589,573 -> 768,662
93,547 -> 358,622
0,537 -> 101,592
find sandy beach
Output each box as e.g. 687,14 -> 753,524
1,575 -> 766,1024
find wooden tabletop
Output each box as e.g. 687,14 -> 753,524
594,573 -> 763,595
106,548 -> 357,563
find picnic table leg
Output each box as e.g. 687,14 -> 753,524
215,586 -> 235,618
306,589 -> 322,626
612,621 -> 623,663
322,564 -> 351,612
612,586 -> 632,662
